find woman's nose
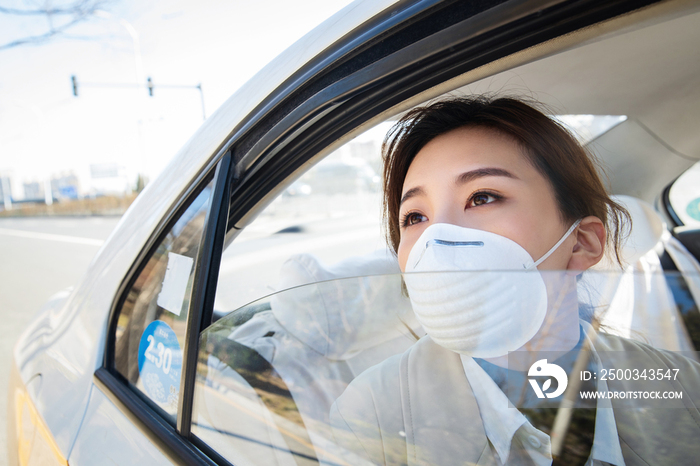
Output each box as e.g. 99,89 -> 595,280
431,210 -> 469,229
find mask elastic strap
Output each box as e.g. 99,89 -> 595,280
531,219 -> 582,269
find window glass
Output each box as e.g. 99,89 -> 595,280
113,181 -> 213,420
669,162 -> 700,227
192,269 -> 700,465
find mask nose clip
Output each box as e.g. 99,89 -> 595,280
413,239 -> 485,269
427,239 -> 484,248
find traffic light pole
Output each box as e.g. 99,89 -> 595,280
70,75 -> 206,120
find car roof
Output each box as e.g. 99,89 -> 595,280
458,3 -> 700,203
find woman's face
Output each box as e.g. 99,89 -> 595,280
397,126 -> 576,272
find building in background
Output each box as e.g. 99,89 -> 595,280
22,180 -> 44,201
50,172 -> 80,200
89,163 -> 132,196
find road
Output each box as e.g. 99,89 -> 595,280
0,216 -> 121,465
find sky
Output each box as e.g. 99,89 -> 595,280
0,0 -> 356,198
1,0 -> 698,224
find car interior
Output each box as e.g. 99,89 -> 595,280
188,2 -> 700,465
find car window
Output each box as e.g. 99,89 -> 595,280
669,162 -> 700,227
190,123 -> 700,466
192,268 -> 700,465
112,181 -> 213,421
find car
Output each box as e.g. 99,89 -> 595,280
8,0 -> 700,464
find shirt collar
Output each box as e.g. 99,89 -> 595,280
461,355 -> 531,463
460,321 -> 625,466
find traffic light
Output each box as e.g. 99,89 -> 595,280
147,77 -> 154,97
71,75 -> 78,97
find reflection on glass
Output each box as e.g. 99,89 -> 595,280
194,272 -> 420,466
193,268 -> 700,466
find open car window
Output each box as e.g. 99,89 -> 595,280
193,266 -> 700,465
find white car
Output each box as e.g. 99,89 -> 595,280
9,0 -> 700,464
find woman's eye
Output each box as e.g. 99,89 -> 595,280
466,192 -> 499,208
402,212 -> 427,227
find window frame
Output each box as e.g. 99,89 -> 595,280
96,153 -> 228,466
94,0 -> 663,464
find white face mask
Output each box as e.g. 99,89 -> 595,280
403,220 -> 580,358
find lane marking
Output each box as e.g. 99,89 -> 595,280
0,227 -> 105,246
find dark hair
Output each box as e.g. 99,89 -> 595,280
382,96 -> 630,263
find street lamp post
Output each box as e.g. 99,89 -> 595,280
118,18 -> 145,86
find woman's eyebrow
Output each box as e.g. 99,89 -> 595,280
400,186 -> 424,206
456,167 -> 518,185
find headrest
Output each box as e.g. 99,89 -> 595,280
595,195 -> 666,268
270,249 -> 416,360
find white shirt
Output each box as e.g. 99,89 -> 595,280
460,322 -> 626,466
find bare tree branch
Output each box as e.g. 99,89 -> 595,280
0,0 -> 114,50
0,6 -> 83,15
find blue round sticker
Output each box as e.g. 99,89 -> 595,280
138,320 -> 182,407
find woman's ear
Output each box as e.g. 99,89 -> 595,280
567,216 -> 606,271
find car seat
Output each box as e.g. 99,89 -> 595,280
579,195 -> 700,352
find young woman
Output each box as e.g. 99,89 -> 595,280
329,97 -> 700,466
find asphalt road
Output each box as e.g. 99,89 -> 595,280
0,216 -> 121,465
